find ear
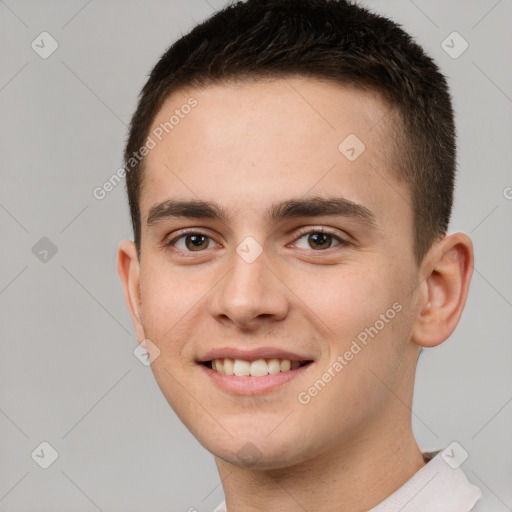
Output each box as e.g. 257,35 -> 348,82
411,233 -> 474,348
117,240 -> 146,342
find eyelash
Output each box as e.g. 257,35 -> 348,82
165,227 -> 350,254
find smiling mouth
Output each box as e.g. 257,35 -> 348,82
202,358 -> 313,377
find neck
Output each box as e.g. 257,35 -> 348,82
215,419 -> 425,512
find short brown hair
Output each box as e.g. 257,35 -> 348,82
124,0 -> 456,263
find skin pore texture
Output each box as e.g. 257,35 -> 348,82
117,77 -> 473,512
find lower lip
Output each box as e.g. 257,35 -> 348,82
199,362 -> 313,395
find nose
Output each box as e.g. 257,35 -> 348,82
208,244 -> 290,330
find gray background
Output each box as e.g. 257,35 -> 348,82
1,0 -> 511,510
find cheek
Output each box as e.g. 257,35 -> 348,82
138,265 -> 209,420
291,263 -> 401,341
292,262 -> 411,398
290,267 -> 411,439
139,263 -> 203,338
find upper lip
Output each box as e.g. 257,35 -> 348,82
197,347 -> 314,363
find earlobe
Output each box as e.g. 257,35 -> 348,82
411,233 -> 474,348
117,240 -> 145,341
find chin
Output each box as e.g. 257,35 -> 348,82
206,431 -> 314,470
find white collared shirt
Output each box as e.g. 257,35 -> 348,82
212,451 -> 482,512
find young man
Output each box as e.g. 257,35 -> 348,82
117,0 -> 482,510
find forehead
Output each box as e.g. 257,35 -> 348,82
140,77 -> 410,230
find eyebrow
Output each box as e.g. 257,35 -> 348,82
146,196 -> 376,228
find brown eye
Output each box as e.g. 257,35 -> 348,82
184,234 -> 210,251
168,233 -> 213,252
307,232 -> 333,250
293,229 -> 346,251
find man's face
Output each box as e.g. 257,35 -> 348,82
130,77 -> 422,468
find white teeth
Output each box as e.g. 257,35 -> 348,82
233,359 -> 251,376
210,358 -> 308,376
223,358 -> 234,375
267,358 -> 281,374
250,359 -> 268,377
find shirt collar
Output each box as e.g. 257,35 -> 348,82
368,450 -> 481,512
